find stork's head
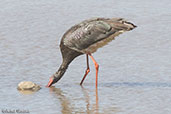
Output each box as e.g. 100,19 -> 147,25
46,75 -> 58,87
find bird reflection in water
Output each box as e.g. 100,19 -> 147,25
81,86 -> 99,114
48,86 -> 99,114
49,86 -> 73,114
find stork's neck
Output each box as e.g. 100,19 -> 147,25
53,43 -> 83,83
53,60 -> 69,83
53,51 -> 81,83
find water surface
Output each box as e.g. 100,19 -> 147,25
0,0 -> 171,114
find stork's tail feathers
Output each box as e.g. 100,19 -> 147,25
109,18 -> 137,31
122,21 -> 137,30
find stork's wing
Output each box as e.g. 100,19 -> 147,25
63,18 -> 136,51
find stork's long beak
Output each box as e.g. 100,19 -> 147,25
46,77 -> 54,87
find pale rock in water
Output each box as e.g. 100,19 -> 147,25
17,81 -> 41,91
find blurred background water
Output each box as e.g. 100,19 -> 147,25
0,0 -> 171,114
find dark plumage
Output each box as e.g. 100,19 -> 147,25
47,17 -> 137,87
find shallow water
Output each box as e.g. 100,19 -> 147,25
0,0 -> 171,114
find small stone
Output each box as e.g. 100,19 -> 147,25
17,81 -> 41,92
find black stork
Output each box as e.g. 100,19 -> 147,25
47,18 -> 137,88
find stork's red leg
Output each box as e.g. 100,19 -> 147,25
80,54 -> 90,85
89,54 -> 99,88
